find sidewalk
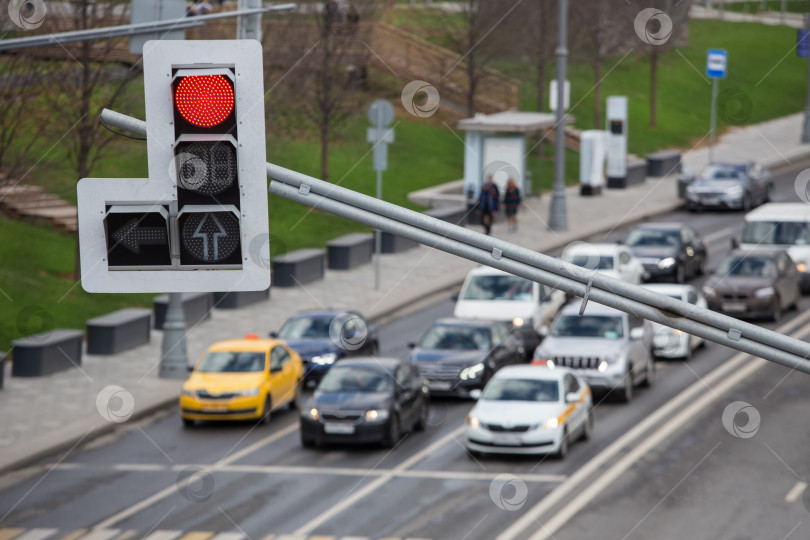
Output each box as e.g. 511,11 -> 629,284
690,5 -> 806,28
1,113 -> 809,473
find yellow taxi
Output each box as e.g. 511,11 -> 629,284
180,334 -> 303,427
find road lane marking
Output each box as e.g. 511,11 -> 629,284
92,423 -> 298,530
209,534 -> 244,540
57,531 -> 87,540
498,309 -> 810,540
11,530 -> 57,540
74,529 -> 120,540
141,531 -> 182,540
786,481 -> 807,503
176,533 -> 214,540
112,464 -> 166,472
704,226 -> 736,244
293,427 -> 465,536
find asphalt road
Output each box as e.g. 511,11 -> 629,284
1,165 -> 808,540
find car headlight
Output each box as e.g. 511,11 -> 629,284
513,316 -> 525,327
597,361 -> 608,373
755,286 -> 775,298
181,389 -> 194,397
543,417 -> 559,430
466,413 -> 480,429
460,363 -> 485,380
236,388 -> 260,396
798,262 -> 808,273
311,352 -> 338,365
702,285 -> 716,297
306,407 -> 319,421
365,409 -> 389,422
658,257 -> 676,270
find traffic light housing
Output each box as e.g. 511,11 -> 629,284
77,41 -> 269,293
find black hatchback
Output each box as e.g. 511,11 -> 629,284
300,358 -> 429,448
624,222 -> 707,283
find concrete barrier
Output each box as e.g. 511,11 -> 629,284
12,330 -> 84,377
214,289 -> 270,309
272,248 -> 326,287
381,231 -> 419,253
327,233 -> 374,270
87,308 -> 152,355
608,159 -> 646,189
424,205 -> 468,227
153,292 -> 214,330
646,150 -> 681,177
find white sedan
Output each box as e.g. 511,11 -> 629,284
465,365 -> 593,458
642,283 -> 706,360
562,243 -> 646,284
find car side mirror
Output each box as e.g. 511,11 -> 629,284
450,291 -> 460,302
565,392 -> 578,403
469,389 -> 482,400
270,365 -> 282,373
268,331 -> 278,338
730,237 -> 739,249
408,342 -> 416,349
630,327 -> 645,340
187,365 -> 194,372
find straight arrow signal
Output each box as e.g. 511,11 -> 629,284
192,212 -> 227,261
112,218 -> 168,254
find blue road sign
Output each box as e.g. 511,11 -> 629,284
799,29 -> 809,58
706,49 -> 728,79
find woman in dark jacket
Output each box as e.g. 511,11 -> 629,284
504,179 -> 521,232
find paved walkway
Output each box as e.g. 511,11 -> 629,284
691,5 -> 806,28
1,113 -> 809,473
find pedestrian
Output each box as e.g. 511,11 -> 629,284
504,178 -> 522,232
477,176 -> 499,236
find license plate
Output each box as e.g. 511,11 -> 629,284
492,434 -> 523,446
201,405 -> 228,412
324,422 -> 355,434
428,381 -> 452,391
722,302 -> 746,312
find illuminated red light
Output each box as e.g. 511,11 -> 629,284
174,75 -> 234,128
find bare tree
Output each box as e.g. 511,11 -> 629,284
263,0 -> 387,182
511,0 -> 557,113
571,0 -> 632,129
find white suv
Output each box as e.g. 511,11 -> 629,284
532,302 -> 654,402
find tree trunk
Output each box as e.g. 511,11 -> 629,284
466,50 -> 476,116
649,48 -> 658,128
320,119 -> 330,182
536,60 -> 546,113
593,60 -> 603,130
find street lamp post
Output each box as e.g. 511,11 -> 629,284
548,0 -> 568,231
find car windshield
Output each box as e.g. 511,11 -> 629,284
716,255 -> 777,278
551,315 -> 624,339
567,254 -> 615,270
277,315 -> 333,339
197,351 -> 265,373
462,274 -> 534,301
418,325 -> 492,351
626,228 -> 680,247
742,221 -> 810,246
318,366 -> 394,393
701,164 -> 745,181
482,378 -> 560,402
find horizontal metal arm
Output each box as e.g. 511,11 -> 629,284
97,108 -> 810,375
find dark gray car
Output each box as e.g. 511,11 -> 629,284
684,162 -> 772,211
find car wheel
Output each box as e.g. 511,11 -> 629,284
288,380 -> 303,410
555,428 -> 569,460
617,369 -> 634,403
261,396 -> 272,425
641,357 -> 655,387
696,255 -> 707,276
791,285 -> 801,310
300,432 -> 316,448
414,401 -> 428,431
674,264 -> 685,284
182,417 -> 195,428
467,448 -> 482,460
579,408 -> 593,441
383,414 -> 400,448
770,295 -> 782,323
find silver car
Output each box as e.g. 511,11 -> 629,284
533,302 -> 654,403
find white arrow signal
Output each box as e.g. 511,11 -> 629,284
192,212 -> 228,261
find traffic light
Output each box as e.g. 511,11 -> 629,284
77,41 -> 269,293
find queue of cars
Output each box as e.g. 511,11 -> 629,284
178,164 -> 807,460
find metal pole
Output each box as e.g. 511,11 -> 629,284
709,78 -> 718,163
375,168 -> 382,290
802,14 -> 810,143
159,292 -> 188,378
548,0 -> 568,231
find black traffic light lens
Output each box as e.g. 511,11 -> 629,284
175,141 -> 237,195
180,211 -> 240,263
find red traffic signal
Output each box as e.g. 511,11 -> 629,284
173,74 -> 234,128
